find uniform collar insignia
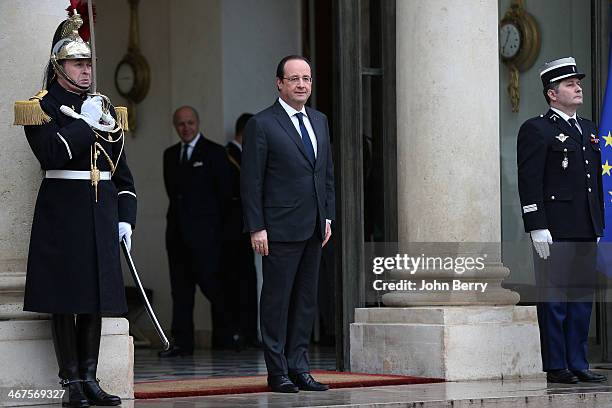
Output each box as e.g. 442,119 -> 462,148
556,133 -> 569,142
549,112 -> 560,122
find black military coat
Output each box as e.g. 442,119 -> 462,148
22,81 -> 137,314
517,109 -> 604,239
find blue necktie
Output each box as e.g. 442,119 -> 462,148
296,112 -> 315,163
568,118 -> 582,142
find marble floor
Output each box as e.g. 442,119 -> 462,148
27,377 -> 612,407
20,348 -> 612,407
131,378 -> 612,408
133,346 -> 337,381
127,347 -> 612,407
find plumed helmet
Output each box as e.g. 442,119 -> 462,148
46,2 -> 94,90
51,12 -> 91,62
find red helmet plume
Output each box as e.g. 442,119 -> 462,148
66,0 -> 96,42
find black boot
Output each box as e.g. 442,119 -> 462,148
51,314 -> 90,408
77,314 -> 121,406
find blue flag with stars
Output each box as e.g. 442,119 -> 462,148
598,6 -> 612,276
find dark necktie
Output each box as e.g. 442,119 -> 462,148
568,118 -> 582,135
181,144 -> 189,165
295,112 -> 315,163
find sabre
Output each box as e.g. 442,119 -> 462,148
121,238 -> 170,350
86,0 -> 97,93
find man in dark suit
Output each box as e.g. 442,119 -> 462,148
241,55 -> 335,393
517,57 -> 606,384
160,106 -> 231,357
219,113 -> 258,349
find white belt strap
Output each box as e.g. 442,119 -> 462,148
45,170 -> 112,181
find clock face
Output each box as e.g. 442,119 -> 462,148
500,23 -> 521,59
116,62 -> 136,95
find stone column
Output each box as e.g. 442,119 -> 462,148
0,2 -> 132,404
350,0 -> 542,380
385,0 -> 518,307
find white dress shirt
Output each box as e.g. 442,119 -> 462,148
278,97 -> 318,158
180,132 -> 202,161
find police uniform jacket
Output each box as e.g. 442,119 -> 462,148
22,81 -> 137,314
517,109 -> 604,239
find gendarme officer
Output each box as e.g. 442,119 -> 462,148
517,57 -> 605,384
14,7 -> 136,407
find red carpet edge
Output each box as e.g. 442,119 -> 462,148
134,369 -> 446,399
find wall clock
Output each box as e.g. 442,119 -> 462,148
114,0 -> 150,131
499,0 -> 541,112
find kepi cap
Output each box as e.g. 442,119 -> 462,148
540,57 -> 585,87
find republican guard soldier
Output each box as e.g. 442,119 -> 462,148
517,57 -> 605,384
14,4 -> 136,407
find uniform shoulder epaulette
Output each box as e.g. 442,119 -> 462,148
13,90 -> 52,126
114,106 -> 129,132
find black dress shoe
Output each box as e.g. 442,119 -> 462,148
81,380 -> 121,406
60,380 -> 90,408
158,345 -> 193,358
291,373 -> 330,391
546,369 -> 579,384
572,369 -> 608,383
267,375 -> 299,393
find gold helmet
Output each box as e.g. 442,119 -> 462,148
49,8 -> 92,90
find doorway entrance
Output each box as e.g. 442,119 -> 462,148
304,0 -> 397,370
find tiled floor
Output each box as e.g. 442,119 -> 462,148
129,378 -> 612,407
23,348 -> 612,407
25,379 -> 612,408
127,347 -> 612,407
134,346 -> 337,381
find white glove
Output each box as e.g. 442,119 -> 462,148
60,96 -> 116,132
530,229 -> 553,259
118,222 -> 132,252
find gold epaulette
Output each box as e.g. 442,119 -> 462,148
115,106 -> 129,132
13,90 -> 52,126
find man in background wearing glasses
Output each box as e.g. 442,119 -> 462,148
241,55 -> 335,393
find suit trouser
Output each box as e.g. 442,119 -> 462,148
167,235 -> 222,352
261,232 -> 323,376
220,235 -> 258,343
534,239 -> 596,371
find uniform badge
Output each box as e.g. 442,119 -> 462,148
192,161 -> 203,167
523,204 -> 537,214
562,155 -> 569,170
591,134 -> 600,144
560,143 -> 569,170
550,113 -> 560,122
556,133 -> 569,142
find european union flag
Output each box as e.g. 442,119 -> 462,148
598,7 -> 612,276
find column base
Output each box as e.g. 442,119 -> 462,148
350,306 -> 543,381
0,318 -> 133,406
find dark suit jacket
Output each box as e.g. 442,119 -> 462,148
223,142 -> 244,241
163,135 -> 231,248
241,100 -> 335,242
517,109 -> 604,239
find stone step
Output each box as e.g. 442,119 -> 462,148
118,378 -> 612,408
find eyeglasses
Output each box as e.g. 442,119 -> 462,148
283,76 -> 312,84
